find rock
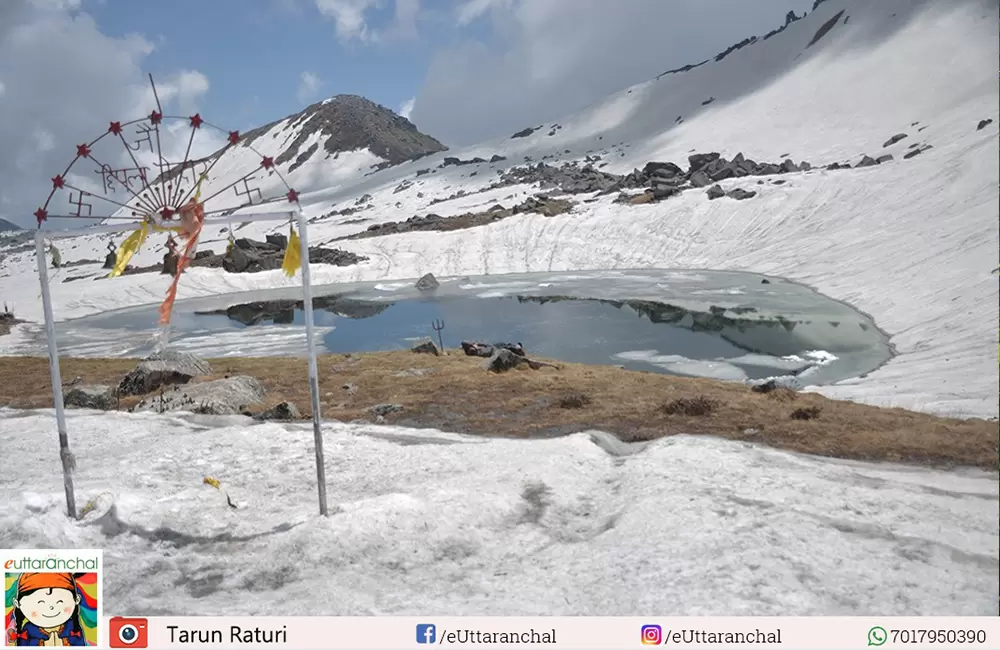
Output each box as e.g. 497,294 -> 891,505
780,159 -> 799,173
882,133 -> 908,148
643,161 -> 684,178
856,155 -> 878,167
726,188 -> 757,201
706,184 -> 726,200
255,401 -> 301,421
223,245 -> 253,273
800,161 -> 812,171
902,146 -> 928,159
977,119 -> 993,131
118,351 -> 213,397
371,403 -> 403,417
411,340 -> 440,356
876,154 -> 894,164
627,192 -> 655,205
485,348 -> 523,373
64,385 -> 116,411
751,379 -> 780,394
235,237 -> 280,252
134,376 -> 266,415
709,165 -> 736,182
102,252 -> 117,270
490,154 -> 507,163
161,253 -> 178,276
266,233 -> 288,248
689,170 -> 712,188
758,163 -> 782,175
688,152 -> 721,173
415,273 -> 439,291
761,279 -> 771,284
511,127 -> 538,139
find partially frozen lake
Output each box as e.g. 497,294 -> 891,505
49,269 -> 892,386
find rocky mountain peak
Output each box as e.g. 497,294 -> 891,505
239,94 -> 448,172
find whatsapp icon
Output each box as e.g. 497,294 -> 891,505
867,626 -> 887,646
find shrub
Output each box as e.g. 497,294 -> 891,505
791,406 -> 822,420
661,396 -> 719,416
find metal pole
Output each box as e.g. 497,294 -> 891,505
295,208 -> 328,517
34,231 -> 77,520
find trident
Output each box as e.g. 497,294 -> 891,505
431,319 -> 445,352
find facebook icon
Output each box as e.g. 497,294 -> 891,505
416,624 -> 436,644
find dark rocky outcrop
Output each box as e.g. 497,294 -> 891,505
977,119 -> 994,131
462,341 -> 526,358
511,126 -> 541,139
411,340 -> 441,356
64,385 -> 116,410
808,9 -> 846,48
882,133 -> 908,147
254,401 -> 302,421
118,351 -> 212,397
134,376 -> 266,415
415,273 -> 440,291
343,194 -> 572,240
903,145 -> 933,159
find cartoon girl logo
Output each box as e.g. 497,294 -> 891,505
4,573 -> 94,647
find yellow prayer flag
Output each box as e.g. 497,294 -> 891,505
281,225 -> 301,277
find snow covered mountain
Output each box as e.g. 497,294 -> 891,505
0,218 -> 20,232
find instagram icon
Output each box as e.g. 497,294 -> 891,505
641,624 -> 662,645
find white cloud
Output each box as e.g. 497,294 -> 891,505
297,71 -> 323,104
398,97 -> 415,119
0,0 -> 217,227
455,0 -> 509,26
411,0 -> 814,146
314,0 -> 378,41
313,0 -> 421,44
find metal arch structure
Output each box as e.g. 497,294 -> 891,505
33,75 -> 329,519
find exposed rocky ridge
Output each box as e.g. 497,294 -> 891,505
0,218 -> 20,232
341,195 -> 573,240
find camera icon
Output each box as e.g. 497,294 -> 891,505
109,617 -> 148,648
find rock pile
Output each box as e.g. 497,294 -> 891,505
121,238 -> 367,276
344,195 -> 572,240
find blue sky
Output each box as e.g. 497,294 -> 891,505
83,0 -> 482,131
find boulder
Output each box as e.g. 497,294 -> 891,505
117,351 -> 212,397
254,401 -> 301,421
266,233 -> 288,248
161,253 -> 178,276
876,154 -> 894,164
687,152 -> 721,173
688,171 -> 712,188
223,246 -> 253,273
780,159 -> 799,173
102,252 -> 117,270
371,403 -> 403,417
133,375 -> 266,415
490,154 -> 507,163
235,238 -> 280,252
415,273 -> 439,291
726,188 -> 757,201
64,385 -> 116,411
882,133 -> 908,148
706,184 -> 726,200
709,165 -> 736,182
485,349 -> 523,373
411,340 -> 441,356
643,161 -> 684,178
977,119 -> 994,131
856,155 -> 878,167
758,163 -> 782,175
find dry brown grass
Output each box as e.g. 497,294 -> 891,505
0,350 -> 996,469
